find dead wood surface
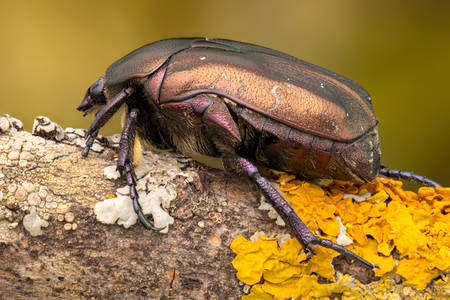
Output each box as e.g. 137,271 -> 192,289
0,128 -> 288,300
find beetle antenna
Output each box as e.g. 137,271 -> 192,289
379,165 -> 441,187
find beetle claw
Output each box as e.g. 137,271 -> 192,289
315,238 -> 373,269
81,146 -> 90,157
81,129 -> 99,157
124,161 -> 164,231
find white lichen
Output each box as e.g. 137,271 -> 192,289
95,196 -> 137,228
95,151 -> 191,233
23,206 -> 49,236
249,231 -> 268,242
103,165 -> 120,180
336,216 -> 353,246
89,142 -> 104,153
276,233 -> 292,246
315,178 -> 334,187
105,134 -> 121,148
0,117 -> 10,132
139,188 -> 175,232
0,114 -> 23,134
32,116 -> 65,141
343,191 -> 371,202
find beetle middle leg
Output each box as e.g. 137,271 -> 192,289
117,107 -> 163,231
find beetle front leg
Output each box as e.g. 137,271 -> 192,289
82,87 -> 134,157
223,155 -> 374,269
117,108 -> 163,231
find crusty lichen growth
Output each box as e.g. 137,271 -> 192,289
0,124 -> 71,229
95,150 -> 196,233
0,115 -> 107,240
231,176 -> 450,299
22,206 -> 49,236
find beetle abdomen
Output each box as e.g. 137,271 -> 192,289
236,106 -> 379,183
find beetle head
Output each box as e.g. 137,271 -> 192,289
77,76 -> 107,116
339,127 -> 381,183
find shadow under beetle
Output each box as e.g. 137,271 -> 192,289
77,38 -> 440,269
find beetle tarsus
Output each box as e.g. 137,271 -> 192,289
316,238 -> 373,268
81,129 -> 99,157
228,156 -> 374,269
125,161 -> 164,231
379,166 -> 441,187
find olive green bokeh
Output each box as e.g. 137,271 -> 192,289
0,0 -> 449,185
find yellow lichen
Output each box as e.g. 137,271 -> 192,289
230,236 -> 279,285
231,175 -> 450,299
233,235 -> 363,299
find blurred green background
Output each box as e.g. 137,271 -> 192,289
0,0 -> 449,186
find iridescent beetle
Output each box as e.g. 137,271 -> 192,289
77,38 -> 440,268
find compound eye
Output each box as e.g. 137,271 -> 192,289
89,82 -> 106,104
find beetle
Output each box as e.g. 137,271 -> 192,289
77,38 -> 440,269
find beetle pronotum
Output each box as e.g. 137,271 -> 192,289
78,38 -> 440,269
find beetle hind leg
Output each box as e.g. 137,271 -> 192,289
379,165 -> 441,187
118,108 -> 164,231
223,155 -> 374,269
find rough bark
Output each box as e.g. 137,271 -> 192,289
0,119 -> 288,299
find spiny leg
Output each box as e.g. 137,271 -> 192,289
117,107 -> 138,176
118,108 -> 163,231
379,165 -> 441,187
185,94 -> 372,267
82,87 -> 134,157
224,155 -> 373,269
